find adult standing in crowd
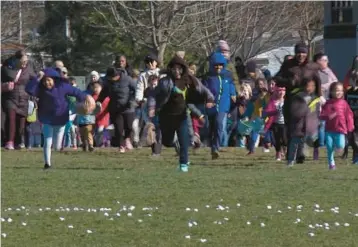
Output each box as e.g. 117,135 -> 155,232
313,53 -> 338,147
1,50 -> 36,149
275,43 -> 320,163
114,55 -> 134,78
133,54 -> 160,148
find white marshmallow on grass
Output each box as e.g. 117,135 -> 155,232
260,222 -> 266,227
194,208 -> 199,212
127,213 -> 132,217
308,224 -> 315,229
21,222 -> 27,226
137,219 -> 143,223
308,232 -> 315,237
109,218 -> 114,221
86,230 -> 93,234
314,204 -> 320,209
277,210 -> 282,213
287,206 -> 292,210
334,222 -> 340,226
246,221 -> 251,225
68,225 -> 74,229
129,206 -> 135,211
355,213 -> 358,217
39,208 -> 43,212
1,218 -> 5,222
104,212 -> 109,217
236,203 -> 241,207
16,208 -> 21,211
147,214 -> 152,217
205,205 -> 210,208
7,218 -> 13,223
185,208 -> 191,212
59,217 -> 65,221
21,206 -> 25,210
185,235 -> 191,239
1,233 -> 6,238
116,213 -> 121,217
344,223 -> 350,227
224,217 -> 229,221
267,205 -> 272,210
200,239 -> 207,243
188,222 -> 193,228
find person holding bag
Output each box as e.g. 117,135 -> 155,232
1,50 -> 36,150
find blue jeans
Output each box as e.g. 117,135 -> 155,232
326,132 -> 345,165
287,137 -> 304,163
319,121 -> 326,147
249,131 -> 259,152
208,112 -> 227,152
220,114 -> 228,147
159,113 -> 189,164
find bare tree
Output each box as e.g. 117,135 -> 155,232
1,1 -> 45,45
185,2 -> 299,62
292,2 -> 324,59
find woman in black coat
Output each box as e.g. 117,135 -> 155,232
1,50 -> 36,149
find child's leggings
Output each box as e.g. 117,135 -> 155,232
326,131 -> 345,165
43,124 -> 65,166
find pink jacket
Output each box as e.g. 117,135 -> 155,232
263,97 -> 283,132
319,99 -> 354,134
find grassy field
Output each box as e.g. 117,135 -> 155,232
1,147 -> 358,247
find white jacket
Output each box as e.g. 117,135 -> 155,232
135,68 -> 161,102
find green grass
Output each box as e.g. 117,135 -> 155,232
1,147 -> 358,247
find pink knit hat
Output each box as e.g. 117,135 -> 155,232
217,40 -> 230,52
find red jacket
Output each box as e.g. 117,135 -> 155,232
92,94 -> 110,127
319,98 -> 354,134
263,97 -> 283,132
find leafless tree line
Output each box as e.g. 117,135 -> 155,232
88,1 -> 323,63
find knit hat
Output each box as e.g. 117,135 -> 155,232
217,40 -> 230,52
246,60 -> 257,73
294,43 -> 308,54
90,71 -> 100,81
175,51 -> 186,59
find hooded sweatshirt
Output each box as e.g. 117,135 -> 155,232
25,68 -> 87,126
204,52 -> 236,115
320,98 -> 354,134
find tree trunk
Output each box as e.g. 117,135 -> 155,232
158,43 -> 167,67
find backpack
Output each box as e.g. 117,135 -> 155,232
27,98 -> 37,123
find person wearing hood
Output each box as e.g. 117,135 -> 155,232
96,67 -> 137,153
216,40 -> 240,92
147,55 -> 214,172
2,50 -> 37,150
204,52 -> 236,159
114,55 -> 134,78
25,68 -> 90,169
133,54 -> 161,148
88,70 -> 102,84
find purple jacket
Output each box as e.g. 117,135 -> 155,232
25,68 -> 87,126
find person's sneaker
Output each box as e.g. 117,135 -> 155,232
329,164 -> 336,170
17,143 -> 25,149
133,141 -> 140,149
73,145 -> 78,150
211,151 -> 219,160
179,163 -> 189,172
5,142 -> 14,150
44,164 -> 51,169
246,151 -> 254,156
287,161 -> 294,167
89,146 -> 94,152
276,152 -> 281,161
313,148 -> 319,160
119,146 -> 126,153
296,156 -> 305,164
125,138 -> 133,150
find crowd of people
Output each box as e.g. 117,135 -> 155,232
1,41 -> 358,172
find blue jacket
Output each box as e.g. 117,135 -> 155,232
204,52 -> 236,114
25,68 -> 87,126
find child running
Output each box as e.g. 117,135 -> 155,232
148,55 -> 214,172
204,52 -> 236,160
287,76 -> 321,166
25,68 -> 91,169
320,82 -> 354,169
264,86 -> 287,161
